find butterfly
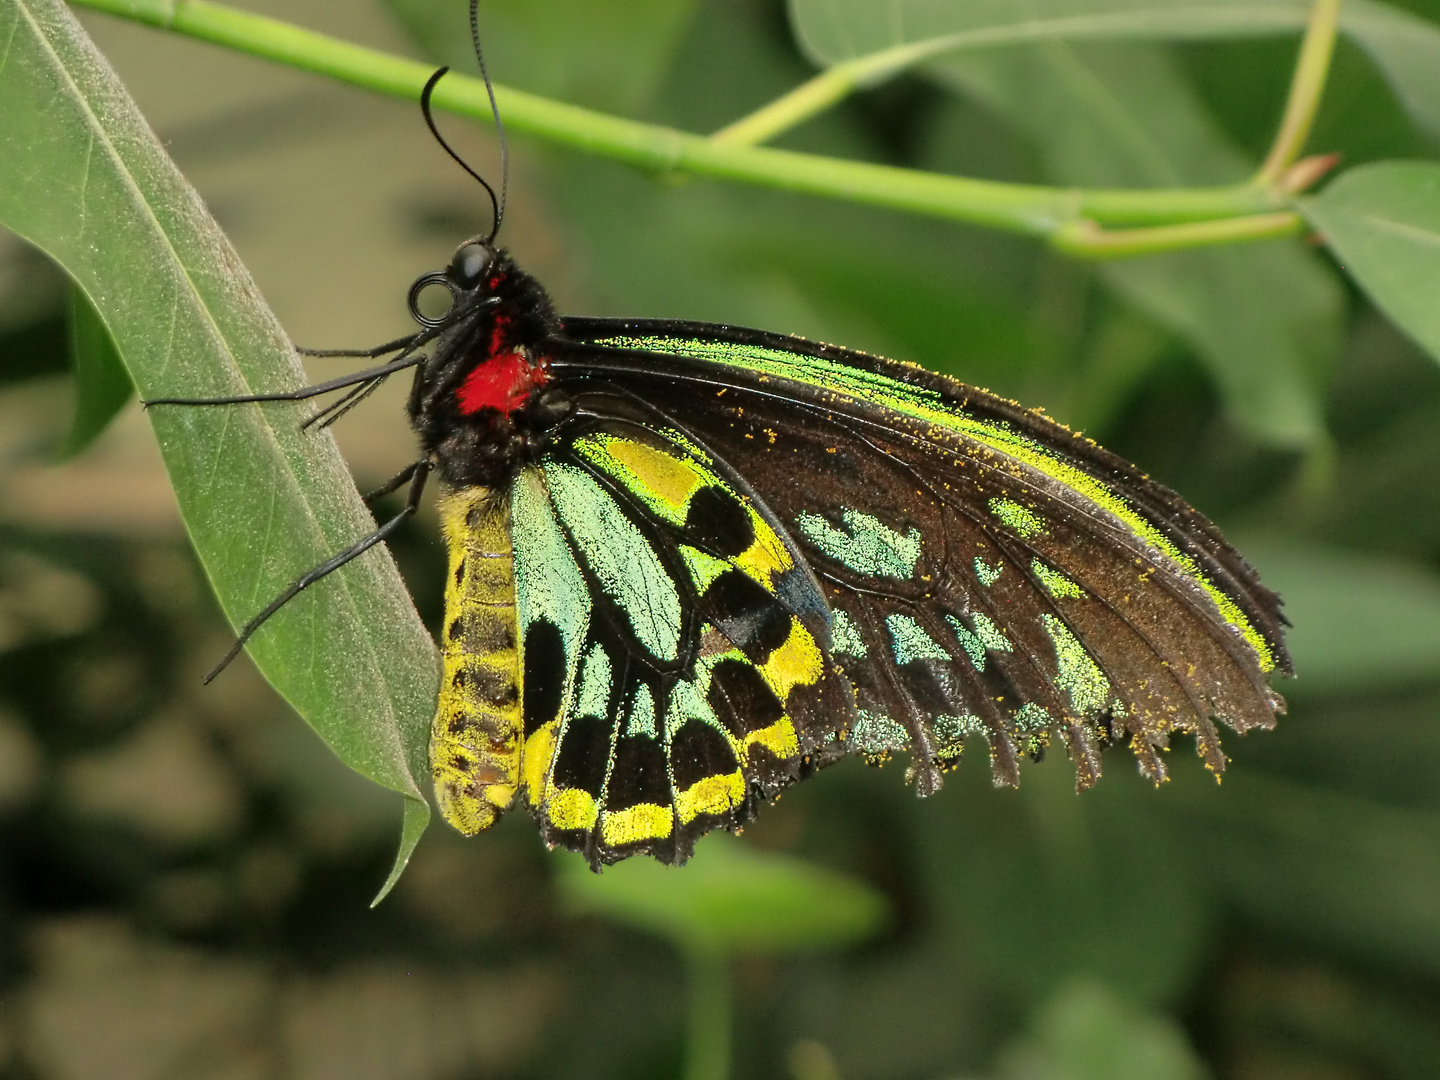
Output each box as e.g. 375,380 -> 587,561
150,64 -> 1290,871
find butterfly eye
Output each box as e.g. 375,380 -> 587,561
450,241 -> 494,289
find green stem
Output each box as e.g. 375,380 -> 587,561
1054,211 -> 1307,258
682,943 -> 731,1080
713,10 -> 1316,148
711,40 -> 949,147
711,65 -> 860,147
1256,0 -> 1343,184
70,0 -> 1288,245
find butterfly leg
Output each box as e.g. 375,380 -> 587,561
144,350 -> 427,409
296,335 -> 417,359
302,376 -> 387,431
362,462 -> 424,503
202,460 -> 432,682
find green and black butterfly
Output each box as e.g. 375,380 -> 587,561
153,59 -> 1289,871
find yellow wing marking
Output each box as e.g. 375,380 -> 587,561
601,803 -> 675,846
758,617 -> 825,703
547,787 -> 599,831
522,720 -> 559,808
676,770 -> 746,824
744,718 -> 800,759
600,437 -> 707,520
733,506 -> 795,586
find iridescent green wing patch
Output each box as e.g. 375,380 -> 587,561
555,319 -> 1290,797
511,418 -> 852,867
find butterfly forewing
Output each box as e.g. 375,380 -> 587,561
551,318 -> 1289,795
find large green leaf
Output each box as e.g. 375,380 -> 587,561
0,0 -> 438,898
789,0 -> 1440,139
1302,161 -> 1440,368
790,0 -> 1307,60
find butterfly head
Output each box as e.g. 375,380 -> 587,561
448,239 -> 497,293
407,238 -> 504,330
405,50 -> 575,489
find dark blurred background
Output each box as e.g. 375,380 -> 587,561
5,0 -> 1440,1076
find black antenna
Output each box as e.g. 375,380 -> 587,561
420,69 -> 499,240
470,0 -> 508,238
417,0 -> 510,243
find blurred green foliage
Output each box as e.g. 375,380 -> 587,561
4,0 -> 1440,1077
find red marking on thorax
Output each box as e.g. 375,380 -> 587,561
457,352 -> 537,415
454,303 -> 548,415
488,313 -> 511,355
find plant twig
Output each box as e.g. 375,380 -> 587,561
1256,0 -> 1343,185
710,42 -> 934,147
1055,212 -> 1307,259
69,0 -> 1294,251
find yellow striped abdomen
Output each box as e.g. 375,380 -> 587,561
430,487 -> 521,835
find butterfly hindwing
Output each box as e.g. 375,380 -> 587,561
510,418 -> 853,866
